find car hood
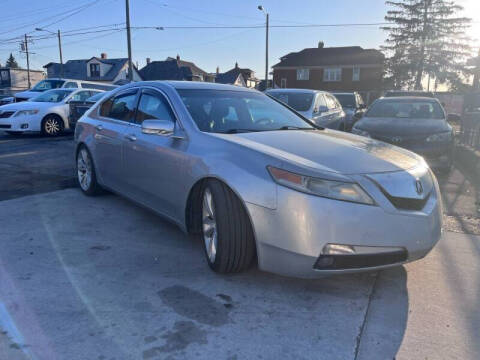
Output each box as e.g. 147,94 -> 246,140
14,90 -> 42,99
213,129 -> 421,175
356,117 -> 450,136
0,101 -> 54,112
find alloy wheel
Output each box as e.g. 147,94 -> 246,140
77,148 -> 92,191
202,187 -> 218,263
44,117 -> 61,135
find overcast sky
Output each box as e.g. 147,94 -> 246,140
0,0 -> 479,77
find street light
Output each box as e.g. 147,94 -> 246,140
258,5 -> 269,90
36,27 -> 63,78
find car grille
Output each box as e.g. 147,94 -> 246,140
314,249 -> 408,270
0,111 -> 14,118
0,124 -> 12,129
372,134 -> 426,148
383,191 -> 431,211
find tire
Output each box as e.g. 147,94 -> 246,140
42,115 -> 64,136
201,180 -> 255,273
76,145 -> 103,196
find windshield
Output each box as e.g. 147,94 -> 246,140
333,94 -> 356,108
87,92 -> 106,102
266,92 -> 314,112
30,89 -> 73,103
31,79 -> 65,92
178,89 -> 315,133
366,99 -> 445,119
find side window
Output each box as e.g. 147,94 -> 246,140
71,91 -> 92,102
135,92 -> 175,124
325,95 -> 337,110
64,82 -> 78,88
102,92 -> 137,122
314,95 -> 327,113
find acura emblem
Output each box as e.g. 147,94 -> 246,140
391,136 -> 402,143
415,179 -> 423,195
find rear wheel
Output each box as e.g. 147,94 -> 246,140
42,115 -> 64,136
201,180 -> 255,273
76,146 -> 103,196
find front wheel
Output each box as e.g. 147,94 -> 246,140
42,115 -> 64,136
201,180 -> 255,273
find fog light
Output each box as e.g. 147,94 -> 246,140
21,123 -> 29,129
323,244 -> 355,255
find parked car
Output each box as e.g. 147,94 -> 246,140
69,91 -> 110,128
332,92 -> 367,131
0,95 -> 14,106
384,90 -> 434,98
0,88 -> 102,135
352,97 -> 453,171
266,89 -> 346,130
75,81 -> 442,278
14,78 -> 115,102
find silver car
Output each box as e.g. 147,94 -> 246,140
74,81 -> 442,278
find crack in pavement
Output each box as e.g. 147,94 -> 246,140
354,272 -> 379,360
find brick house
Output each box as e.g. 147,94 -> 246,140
139,55 -> 215,82
272,44 -> 384,102
44,53 -> 142,83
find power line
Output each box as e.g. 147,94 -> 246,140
132,22 -> 394,30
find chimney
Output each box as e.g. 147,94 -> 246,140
176,54 -> 180,61
101,52 -> 107,59
318,41 -> 324,48
216,66 -> 220,75
146,57 -> 151,65
235,62 -> 238,68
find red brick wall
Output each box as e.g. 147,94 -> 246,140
273,67 -> 383,91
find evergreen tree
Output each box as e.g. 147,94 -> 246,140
382,0 -> 472,90
5,53 -> 19,68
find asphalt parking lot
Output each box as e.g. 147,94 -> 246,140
0,131 -> 479,360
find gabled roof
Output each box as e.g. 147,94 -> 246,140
215,65 -> 257,85
43,57 -> 133,81
139,57 -> 209,81
273,46 -> 384,68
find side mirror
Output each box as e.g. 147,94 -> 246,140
447,113 -> 460,123
141,119 -> 175,136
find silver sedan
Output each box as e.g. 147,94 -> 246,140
74,81 -> 442,278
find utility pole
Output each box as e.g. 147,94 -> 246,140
265,13 -> 269,89
24,34 -> 31,88
258,6 -> 269,90
125,0 -> 133,82
58,30 -> 64,78
35,28 -> 63,78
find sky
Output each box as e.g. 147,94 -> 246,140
0,0 -> 479,78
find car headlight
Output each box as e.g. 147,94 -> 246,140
352,127 -> 370,138
426,132 -> 452,142
267,166 -> 375,205
14,109 -> 39,117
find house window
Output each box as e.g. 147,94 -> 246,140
323,67 -> 342,82
90,63 -> 100,77
296,69 -> 310,80
352,67 -> 360,81
281,78 -> 287,88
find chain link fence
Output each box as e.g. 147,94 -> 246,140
460,112 -> 480,151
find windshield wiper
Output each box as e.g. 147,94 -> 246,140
273,125 -> 317,131
223,129 -> 261,134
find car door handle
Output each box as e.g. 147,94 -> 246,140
125,134 -> 137,142
95,125 -> 103,131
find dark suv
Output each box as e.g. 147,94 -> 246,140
332,92 -> 367,131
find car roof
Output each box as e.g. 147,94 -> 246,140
266,88 -> 324,94
331,92 -> 355,95
165,81 -> 256,92
379,96 -> 438,101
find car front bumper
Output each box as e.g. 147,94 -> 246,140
246,173 -> 443,278
0,115 -> 40,132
